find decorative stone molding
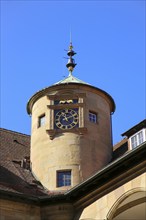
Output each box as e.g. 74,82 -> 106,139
46,127 -> 87,140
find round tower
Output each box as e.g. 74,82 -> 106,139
27,43 -> 115,191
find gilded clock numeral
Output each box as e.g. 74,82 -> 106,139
70,110 -> 74,114
55,108 -> 78,130
60,124 -> 64,129
74,119 -> 78,124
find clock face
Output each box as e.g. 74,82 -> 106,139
55,109 -> 78,130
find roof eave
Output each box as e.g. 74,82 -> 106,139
27,82 -> 116,115
122,119 -> 146,137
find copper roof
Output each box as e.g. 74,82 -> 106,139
53,74 -> 90,85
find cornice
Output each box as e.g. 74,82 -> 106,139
27,83 -> 116,115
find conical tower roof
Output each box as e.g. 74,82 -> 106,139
53,73 -> 90,85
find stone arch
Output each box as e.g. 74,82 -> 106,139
107,187 -> 146,220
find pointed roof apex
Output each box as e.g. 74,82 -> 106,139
54,41 -> 89,85
53,73 -> 90,86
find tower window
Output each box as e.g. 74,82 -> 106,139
89,111 -> 97,123
57,170 -> 71,187
38,114 -> 45,127
130,129 -> 145,149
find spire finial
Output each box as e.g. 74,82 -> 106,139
66,36 -> 77,75
70,28 -> 72,44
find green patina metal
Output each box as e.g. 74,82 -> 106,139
53,72 -> 90,86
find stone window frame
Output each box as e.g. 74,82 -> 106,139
89,111 -> 98,124
56,170 -> 71,187
38,114 -> 45,128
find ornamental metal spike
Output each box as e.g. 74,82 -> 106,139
66,40 -> 77,75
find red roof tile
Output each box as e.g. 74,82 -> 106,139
0,128 -> 49,197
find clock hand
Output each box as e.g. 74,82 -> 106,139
62,117 -> 68,121
66,115 -> 73,119
67,114 -> 78,119
61,112 -> 65,116
61,112 -> 69,121
63,115 -> 77,120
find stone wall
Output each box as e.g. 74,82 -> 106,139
30,84 -> 114,191
0,199 -> 40,220
79,173 -> 146,220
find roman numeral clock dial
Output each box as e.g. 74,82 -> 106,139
55,109 -> 79,130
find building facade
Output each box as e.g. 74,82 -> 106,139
0,43 -> 146,220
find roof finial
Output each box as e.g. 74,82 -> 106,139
66,34 -> 77,75
70,28 -> 72,44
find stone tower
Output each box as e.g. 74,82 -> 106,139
27,42 -> 115,191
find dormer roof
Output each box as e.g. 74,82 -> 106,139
121,119 -> 146,138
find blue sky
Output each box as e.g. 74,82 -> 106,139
1,0 -> 145,144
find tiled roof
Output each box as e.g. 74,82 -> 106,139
1,127 -> 145,205
113,138 -> 128,160
0,128 -> 129,199
0,128 -> 50,197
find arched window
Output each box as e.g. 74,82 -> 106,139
107,188 -> 146,220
